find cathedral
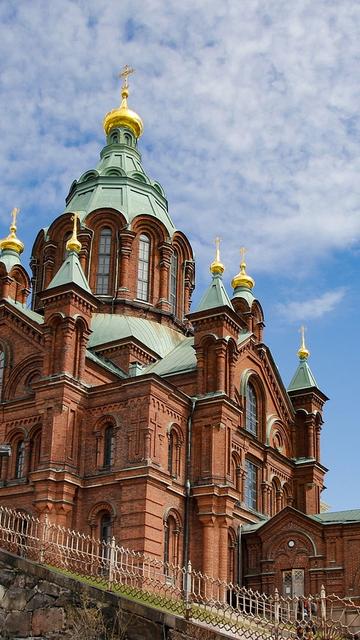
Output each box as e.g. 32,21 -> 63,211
0,69 -> 359,600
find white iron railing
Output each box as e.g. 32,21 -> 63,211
0,505 -> 359,639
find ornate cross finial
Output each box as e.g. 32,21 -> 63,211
300,325 -> 306,346
119,64 -> 135,88
215,236 -> 221,261
10,207 -> 20,231
298,325 -> 310,360
66,211 -> 82,254
240,246 -> 247,264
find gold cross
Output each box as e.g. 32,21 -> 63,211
215,236 -> 221,261
119,64 -> 135,87
240,246 -> 247,263
300,325 -> 306,347
11,207 -> 20,228
71,211 -> 80,233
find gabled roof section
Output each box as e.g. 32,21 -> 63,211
144,337 -> 196,376
7,299 -> 44,325
310,509 -> 360,524
89,314 -> 185,359
47,251 -> 91,294
288,359 -> 318,392
196,274 -> 234,313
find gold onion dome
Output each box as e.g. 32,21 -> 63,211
210,237 -> 225,276
0,208 -> 24,254
66,213 -> 82,254
103,65 -> 144,139
298,326 -> 310,360
231,248 -> 255,290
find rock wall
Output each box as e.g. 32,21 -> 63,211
0,549 -> 232,640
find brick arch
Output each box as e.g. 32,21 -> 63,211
4,355 -> 43,400
131,215 -> 169,245
87,501 -> 116,527
163,507 -> 183,530
264,528 -> 317,560
93,414 -> 117,432
267,415 -> 292,457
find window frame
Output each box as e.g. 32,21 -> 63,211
245,382 -> 258,436
169,251 -> 178,316
15,440 -> 25,479
103,425 -> 115,468
136,234 -> 151,302
244,459 -> 258,511
96,227 -> 113,295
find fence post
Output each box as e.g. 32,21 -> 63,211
274,588 -> 280,640
108,536 -> 116,589
320,583 -> 326,633
39,513 -> 49,564
184,560 -> 192,620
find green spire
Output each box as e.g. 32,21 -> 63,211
47,251 -> 91,294
288,327 -> 318,391
288,359 -> 318,392
196,273 -> 234,312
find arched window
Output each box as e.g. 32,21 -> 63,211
100,512 -> 112,542
244,459 -> 258,510
96,227 -> 112,295
169,251 -> 178,315
168,428 -> 181,478
0,350 -> 4,401
15,440 -> 25,479
103,425 -> 114,468
246,382 -> 258,435
137,234 -> 150,301
164,513 -> 180,570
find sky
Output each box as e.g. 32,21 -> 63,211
0,0 -> 359,510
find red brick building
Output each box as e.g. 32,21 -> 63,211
0,76 -> 359,599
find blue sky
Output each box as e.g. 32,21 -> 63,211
0,0 -> 359,510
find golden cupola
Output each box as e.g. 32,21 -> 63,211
0,208 -> 24,255
210,237 -> 225,277
103,65 -> 144,139
231,247 -> 255,290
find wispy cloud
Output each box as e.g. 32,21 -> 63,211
0,1 -> 360,285
277,288 -> 346,322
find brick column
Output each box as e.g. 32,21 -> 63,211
306,417 -> 315,458
218,516 -> 232,590
157,242 -> 172,311
315,425 -> 321,462
117,231 -> 135,298
199,515 -> 216,577
196,347 -> 205,395
216,341 -> 227,392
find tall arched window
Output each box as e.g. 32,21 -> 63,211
168,428 -> 181,478
96,227 -> 112,295
15,440 -> 25,479
246,382 -> 258,435
0,350 -> 4,401
244,459 -> 258,510
137,234 -> 150,301
169,251 -> 178,315
103,425 -> 114,468
164,513 -> 180,570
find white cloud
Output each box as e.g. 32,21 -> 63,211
277,288 -> 346,322
0,0 -> 360,283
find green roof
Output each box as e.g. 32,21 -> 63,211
89,314 -> 185,358
63,140 -> 175,237
310,509 -> 360,524
7,299 -> 44,324
47,251 -> 91,294
288,358 -> 318,392
144,337 -> 196,376
196,274 -> 235,312
232,285 -> 255,307
0,249 -> 22,273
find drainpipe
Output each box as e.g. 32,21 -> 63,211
183,397 -> 196,568
237,524 -> 242,586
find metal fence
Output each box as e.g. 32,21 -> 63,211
0,505 -> 359,639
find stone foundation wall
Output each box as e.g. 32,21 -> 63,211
0,549 -> 231,640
